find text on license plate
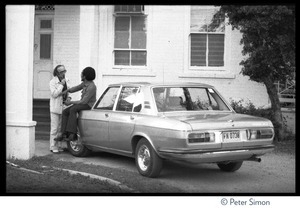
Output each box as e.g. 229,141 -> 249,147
222,131 -> 240,142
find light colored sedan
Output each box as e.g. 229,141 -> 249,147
67,82 -> 275,178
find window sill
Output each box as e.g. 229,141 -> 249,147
179,71 -> 235,79
103,68 -> 156,77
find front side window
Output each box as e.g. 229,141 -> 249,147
94,87 -> 120,110
114,15 -> 147,66
153,87 -> 230,112
190,6 -> 225,67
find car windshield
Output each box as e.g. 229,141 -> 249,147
153,87 -> 230,112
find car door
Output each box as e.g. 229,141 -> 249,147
81,86 -> 120,148
108,86 -> 142,153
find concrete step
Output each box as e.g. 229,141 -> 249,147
33,113 -> 50,122
33,99 -> 51,139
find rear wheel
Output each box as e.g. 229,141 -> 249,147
135,138 -> 162,178
67,133 -> 91,157
217,161 -> 243,172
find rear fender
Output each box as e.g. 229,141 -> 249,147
131,132 -> 158,156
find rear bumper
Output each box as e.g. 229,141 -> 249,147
157,145 -> 275,163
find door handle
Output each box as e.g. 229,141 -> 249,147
105,113 -> 109,118
130,115 -> 136,120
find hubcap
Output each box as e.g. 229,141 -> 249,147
70,133 -> 82,151
137,145 -> 151,171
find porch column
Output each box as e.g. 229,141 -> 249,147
6,5 -> 36,159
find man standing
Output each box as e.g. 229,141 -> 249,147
55,67 -> 97,142
49,65 -> 70,153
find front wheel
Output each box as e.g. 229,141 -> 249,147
67,133 -> 91,157
217,161 -> 243,172
135,139 -> 163,178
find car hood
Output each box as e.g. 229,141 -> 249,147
164,112 -> 273,130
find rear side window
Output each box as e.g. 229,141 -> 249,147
116,86 -> 142,112
152,87 -> 230,112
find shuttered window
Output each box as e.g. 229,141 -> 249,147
190,6 -> 225,67
114,15 -> 147,66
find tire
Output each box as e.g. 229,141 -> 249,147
67,133 -> 91,157
217,161 -> 243,172
135,138 -> 163,178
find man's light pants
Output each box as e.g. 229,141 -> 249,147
50,112 -> 67,151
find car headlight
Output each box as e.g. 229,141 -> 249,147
188,132 -> 215,143
247,128 -> 274,140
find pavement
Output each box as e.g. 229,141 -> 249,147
33,139 -> 138,192
34,139 -> 137,171
35,139 -> 61,157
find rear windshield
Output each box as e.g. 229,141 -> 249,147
152,87 -> 230,112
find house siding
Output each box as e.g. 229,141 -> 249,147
53,6 -> 80,100
53,5 -> 270,107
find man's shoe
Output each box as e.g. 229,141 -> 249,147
58,148 -> 65,152
50,149 -> 59,154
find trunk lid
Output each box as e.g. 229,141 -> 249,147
164,112 -> 272,130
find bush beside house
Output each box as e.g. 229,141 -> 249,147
230,99 -> 295,141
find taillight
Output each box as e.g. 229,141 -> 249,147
188,132 -> 215,143
247,129 -> 274,140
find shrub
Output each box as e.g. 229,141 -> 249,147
229,99 -> 292,141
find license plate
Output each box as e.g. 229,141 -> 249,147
222,131 -> 240,142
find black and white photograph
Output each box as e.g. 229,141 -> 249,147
5,4 -> 296,203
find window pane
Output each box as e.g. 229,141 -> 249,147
40,20 -> 52,29
115,16 -> 130,31
131,51 -> 146,66
208,34 -> 224,66
40,34 -> 51,59
190,6 -> 225,33
115,51 -> 130,65
115,32 -> 130,48
190,34 -> 206,66
95,87 -> 120,110
131,16 -> 146,49
115,17 -> 130,48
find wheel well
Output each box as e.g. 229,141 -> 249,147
131,135 -> 144,156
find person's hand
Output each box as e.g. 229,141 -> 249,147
65,98 -> 71,106
60,79 -> 66,85
61,89 -> 68,95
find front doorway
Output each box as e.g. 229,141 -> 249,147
33,13 -> 54,99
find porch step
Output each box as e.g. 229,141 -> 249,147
33,99 -> 50,139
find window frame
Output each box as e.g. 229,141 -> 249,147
113,13 -> 148,68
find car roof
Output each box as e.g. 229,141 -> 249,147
108,82 -> 214,88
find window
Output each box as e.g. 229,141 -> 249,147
114,5 -> 144,14
40,34 -> 51,59
190,6 -> 225,67
114,15 -> 147,66
40,20 -> 52,29
38,19 -> 53,60
153,87 -> 230,112
94,87 -> 120,110
116,87 -> 142,112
